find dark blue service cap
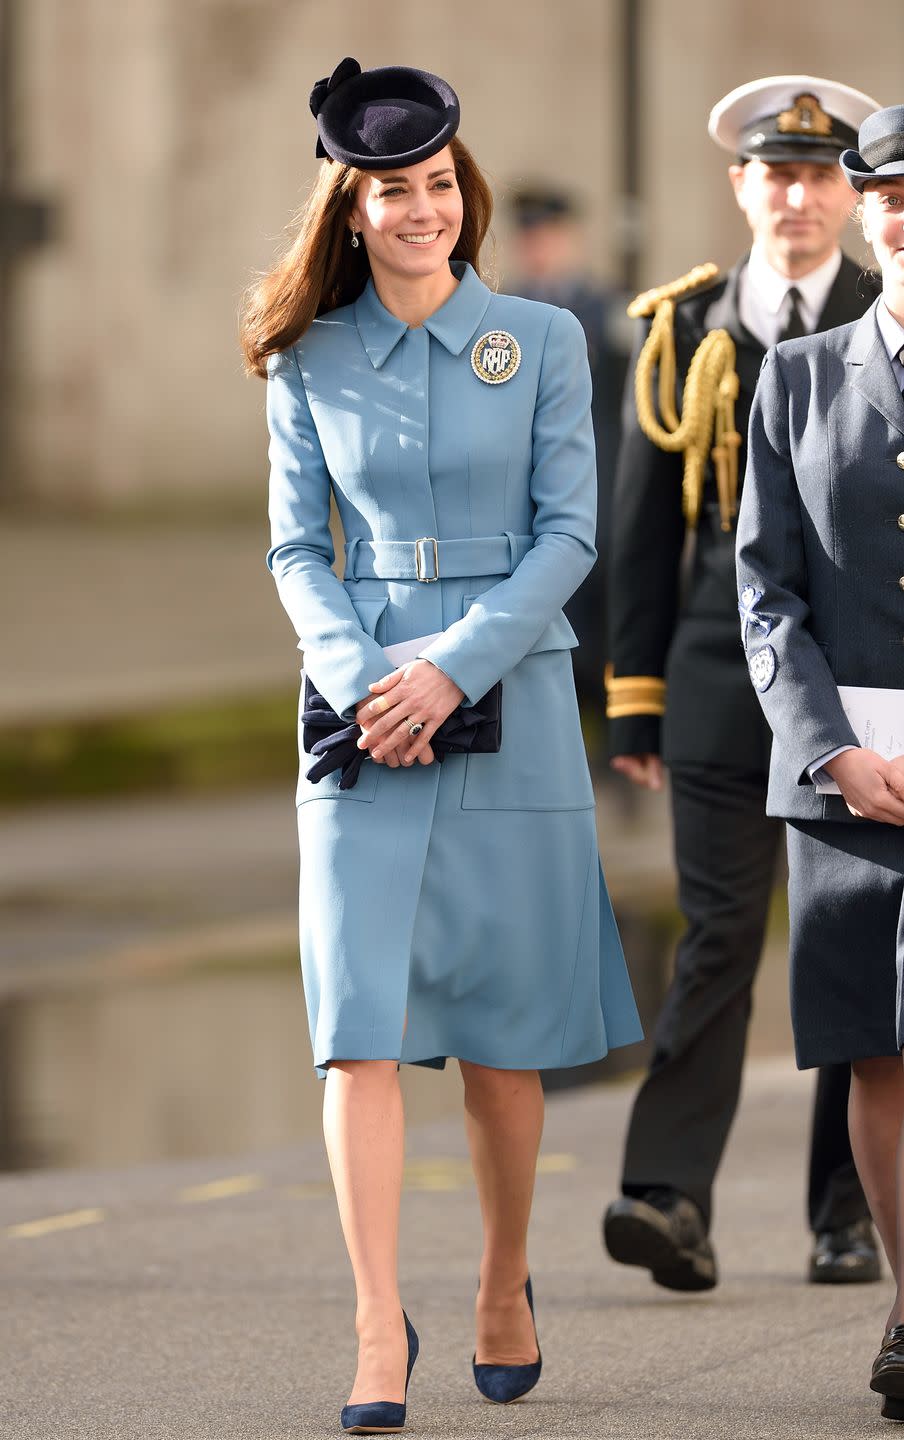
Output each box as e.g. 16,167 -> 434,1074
509,186 -> 578,228
840,105 -> 904,192
309,57 -> 460,170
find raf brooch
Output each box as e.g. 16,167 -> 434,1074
471,330 -> 521,385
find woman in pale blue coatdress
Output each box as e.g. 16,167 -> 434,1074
241,56 -> 640,1435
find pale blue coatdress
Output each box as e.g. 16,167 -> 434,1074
267,261 -> 641,1073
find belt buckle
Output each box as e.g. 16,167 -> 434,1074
415,536 -> 439,582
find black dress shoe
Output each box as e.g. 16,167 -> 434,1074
809,1217 -> 881,1285
872,1325 -> 904,1400
602,1189 -> 717,1292
881,1395 -> 904,1423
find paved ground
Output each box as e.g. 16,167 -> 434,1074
0,1057 -> 891,1440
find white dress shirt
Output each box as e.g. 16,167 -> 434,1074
807,296 -> 904,785
739,244 -> 843,348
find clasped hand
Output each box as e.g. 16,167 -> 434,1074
355,659 -> 465,768
825,748 -> 904,825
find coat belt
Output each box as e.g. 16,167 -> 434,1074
344,533 -> 534,583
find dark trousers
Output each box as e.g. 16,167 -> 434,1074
621,764 -> 868,1233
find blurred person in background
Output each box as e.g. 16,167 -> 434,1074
508,186 -> 629,764
241,57 -> 640,1434
737,100 -> 904,1424
602,76 -> 881,1294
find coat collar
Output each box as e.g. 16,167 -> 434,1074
354,260 -> 492,369
846,298 -> 904,437
818,252 -> 878,331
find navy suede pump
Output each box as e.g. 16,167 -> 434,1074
472,1277 -> 542,1404
340,1311 -> 419,1435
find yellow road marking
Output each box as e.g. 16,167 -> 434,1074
536,1153 -> 578,1174
404,1157 -> 473,1192
6,1207 -> 106,1240
285,1155 -> 580,1198
284,1181 -> 333,1198
179,1174 -> 265,1204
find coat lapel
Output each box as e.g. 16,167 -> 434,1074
846,300 -> 904,438
816,254 -> 879,331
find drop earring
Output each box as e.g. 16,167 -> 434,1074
350,231 -> 360,249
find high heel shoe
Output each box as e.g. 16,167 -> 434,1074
472,1276 -> 542,1404
340,1311 -> 419,1434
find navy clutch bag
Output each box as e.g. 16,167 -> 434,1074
302,676 -> 502,790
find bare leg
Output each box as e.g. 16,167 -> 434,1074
848,1054 -> 904,1326
322,1059 -> 407,1405
460,1062 -> 544,1365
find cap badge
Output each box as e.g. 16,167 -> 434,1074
777,93 -> 832,137
471,330 -> 521,385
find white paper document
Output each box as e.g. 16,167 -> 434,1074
382,633 -> 443,666
813,686 -> 904,794
301,632 -> 443,687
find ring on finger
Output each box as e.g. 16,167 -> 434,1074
405,717 -> 425,737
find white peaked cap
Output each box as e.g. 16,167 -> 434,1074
709,75 -> 881,159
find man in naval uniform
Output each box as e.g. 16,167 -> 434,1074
602,76 -> 882,1290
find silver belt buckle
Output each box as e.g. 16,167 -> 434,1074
415,536 -> 439,582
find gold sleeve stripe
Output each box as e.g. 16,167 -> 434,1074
605,672 -> 667,719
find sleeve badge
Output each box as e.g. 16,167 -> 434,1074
748,645 -> 777,693
738,585 -> 774,648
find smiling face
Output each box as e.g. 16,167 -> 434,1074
349,145 -> 464,289
728,158 -> 854,276
860,178 -> 904,292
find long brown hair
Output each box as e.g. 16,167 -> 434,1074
240,136 -> 494,378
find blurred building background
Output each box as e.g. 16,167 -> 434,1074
4,0 -> 901,505
1,0 -> 901,1171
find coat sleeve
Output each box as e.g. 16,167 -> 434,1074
605,318 -> 686,758
735,349 -> 859,783
265,347 -> 392,719
416,306 -> 598,705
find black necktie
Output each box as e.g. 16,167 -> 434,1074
778,286 -> 807,343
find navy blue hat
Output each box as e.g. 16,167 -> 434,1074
841,105 -> 904,193
309,57 -> 460,170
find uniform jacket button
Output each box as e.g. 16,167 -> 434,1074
898,452 -> 904,469
899,576 -> 904,590
898,515 -> 904,529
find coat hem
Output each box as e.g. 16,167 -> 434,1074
311,1036 -> 637,1080
794,1025 -> 900,1070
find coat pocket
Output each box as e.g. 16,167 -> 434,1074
349,594 -> 390,642
528,611 -> 580,654
460,648 -> 595,812
295,595 -> 389,805
460,594 -> 579,656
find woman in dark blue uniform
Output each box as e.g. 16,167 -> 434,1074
737,103 -> 904,1424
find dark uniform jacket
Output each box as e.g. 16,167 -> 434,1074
607,253 -> 875,772
737,301 -> 904,822
518,276 -> 629,699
